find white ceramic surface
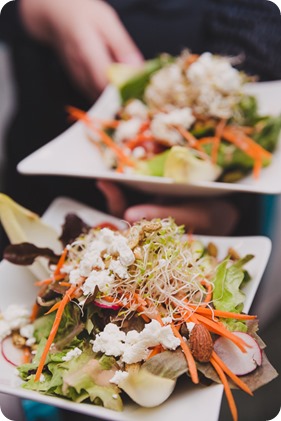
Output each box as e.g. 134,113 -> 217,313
0,197 -> 272,421
17,81 -> 281,197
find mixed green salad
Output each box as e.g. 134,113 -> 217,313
0,196 -> 278,421
69,51 -> 281,184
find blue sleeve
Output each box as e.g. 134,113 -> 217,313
22,400 -> 63,421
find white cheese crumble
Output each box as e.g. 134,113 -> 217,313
62,347 -> 82,362
124,99 -> 148,120
186,52 -> 243,118
92,320 -> 180,364
114,119 -> 143,144
20,324 -> 36,346
151,108 -> 195,144
2,305 -> 30,330
110,370 -> 129,385
82,269 -> 114,295
66,227 -> 135,297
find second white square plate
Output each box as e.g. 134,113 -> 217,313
17,81 -> 281,197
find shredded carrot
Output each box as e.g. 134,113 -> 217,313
176,126 -> 200,148
35,274 -> 65,287
30,302 -> 40,322
67,106 -> 136,168
125,133 -> 155,150
59,282 -> 73,287
170,323 -> 199,384
194,313 -> 248,353
222,126 -> 272,164
54,248 -> 68,277
44,300 -> 62,315
210,356 -> 238,421
35,284 -> 77,381
23,347 -> 31,364
188,304 -> 257,320
211,118 -> 226,164
34,278 -> 53,287
212,351 -> 253,396
147,344 -> 163,359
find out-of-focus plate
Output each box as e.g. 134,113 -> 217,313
17,81 -> 281,197
0,197 -> 272,421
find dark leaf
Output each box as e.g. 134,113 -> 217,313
3,242 -> 60,266
59,213 -> 91,247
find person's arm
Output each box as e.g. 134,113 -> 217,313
205,0 -> 281,81
97,181 -> 239,236
19,0 -> 144,97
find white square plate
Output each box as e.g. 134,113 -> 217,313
17,81 -> 281,197
0,197 -> 272,421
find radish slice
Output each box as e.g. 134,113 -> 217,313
93,299 -> 121,311
214,332 -> 262,376
1,337 -> 24,367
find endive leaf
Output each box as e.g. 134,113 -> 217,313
0,194 -> 62,279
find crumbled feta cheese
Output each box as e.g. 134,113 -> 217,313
2,305 -> 30,330
92,320 -> 180,364
62,347 -> 82,362
69,268 -> 81,285
132,146 -> 146,159
79,250 -> 105,276
26,337 -> 36,347
109,259 -> 129,279
186,52 -> 243,118
82,269 -> 114,295
92,323 -> 126,357
114,119 -> 143,144
110,370 -> 129,385
20,324 -> 34,339
98,228 -> 135,266
39,374 -> 45,383
124,99 -> 148,120
20,324 -> 36,346
151,108 -> 195,144
162,316 -> 173,325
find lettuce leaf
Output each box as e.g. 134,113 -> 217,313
212,255 -> 254,327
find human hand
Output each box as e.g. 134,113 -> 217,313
19,0 -> 144,98
97,181 -> 239,236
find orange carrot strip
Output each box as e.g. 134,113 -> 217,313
222,127 -> 272,160
34,274 -> 65,286
210,356 -> 238,421
147,345 -> 163,360
194,313 -> 248,353
67,106 -> 136,167
34,279 -> 53,286
188,304 -> 257,320
211,119 -> 226,164
23,347 -> 31,364
253,157 -> 262,179
30,302 -> 40,322
54,248 -> 68,277
170,323 -> 199,384
125,134 -> 155,150
212,351 -> 253,396
44,301 -> 62,315
177,126 -> 200,148
59,282 -> 72,287
35,284 -> 77,381
197,137 -> 217,145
